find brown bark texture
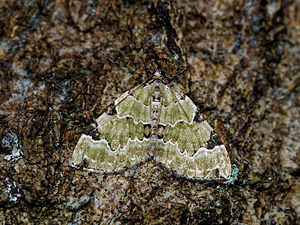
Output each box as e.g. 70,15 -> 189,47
0,0 -> 299,224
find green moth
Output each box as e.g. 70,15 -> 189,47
71,71 -> 231,180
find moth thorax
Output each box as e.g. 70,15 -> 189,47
152,89 -> 161,101
150,85 -> 162,121
152,102 -> 160,108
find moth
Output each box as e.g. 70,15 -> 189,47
71,70 -> 231,180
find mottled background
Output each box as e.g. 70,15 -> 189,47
0,0 -> 299,224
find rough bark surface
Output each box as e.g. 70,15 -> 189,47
0,0 -> 299,224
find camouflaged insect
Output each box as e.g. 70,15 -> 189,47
71,71 -> 231,180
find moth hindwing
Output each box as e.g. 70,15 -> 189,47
71,71 -> 231,180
